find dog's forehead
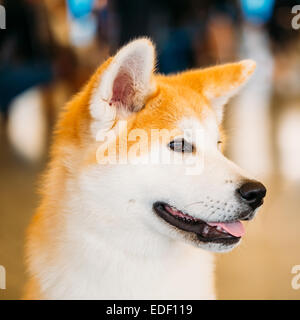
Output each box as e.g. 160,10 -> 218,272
157,83 -> 219,137
132,81 -> 219,144
142,81 -> 207,118
178,115 -> 219,144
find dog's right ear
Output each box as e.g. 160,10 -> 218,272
170,60 -> 256,124
90,38 -> 156,138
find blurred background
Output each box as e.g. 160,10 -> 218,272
1,0 -> 300,299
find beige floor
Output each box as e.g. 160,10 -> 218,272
0,126 -> 300,300
0,129 -> 42,300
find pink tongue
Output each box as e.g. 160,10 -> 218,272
207,221 -> 245,237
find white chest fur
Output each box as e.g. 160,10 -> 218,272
38,210 -> 215,299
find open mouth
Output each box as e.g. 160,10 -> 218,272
153,202 -> 245,245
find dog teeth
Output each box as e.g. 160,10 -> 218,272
216,226 -> 228,234
171,207 -> 181,214
203,226 -> 210,236
165,205 -> 198,223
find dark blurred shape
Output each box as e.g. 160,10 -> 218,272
0,0 -> 55,118
108,0 -> 241,73
267,0 -> 300,51
108,0 -> 201,73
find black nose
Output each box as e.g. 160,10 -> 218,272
237,181 -> 266,210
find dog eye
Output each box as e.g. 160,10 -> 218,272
168,139 -> 194,153
217,140 -> 222,149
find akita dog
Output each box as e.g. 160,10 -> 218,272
24,39 -> 266,299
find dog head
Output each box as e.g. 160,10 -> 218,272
58,39 -> 266,253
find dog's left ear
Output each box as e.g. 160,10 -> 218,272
175,60 -> 256,123
90,38 -> 156,137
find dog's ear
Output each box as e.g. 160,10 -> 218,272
175,60 -> 256,123
90,38 -> 156,137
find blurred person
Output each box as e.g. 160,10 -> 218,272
108,0 -> 249,74
65,0 -> 109,71
108,0 -> 210,73
215,0 -> 300,300
94,0 -> 109,43
226,0 -> 276,178
194,1 -> 239,66
66,0 -> 97,48
269,1 -> 300,180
